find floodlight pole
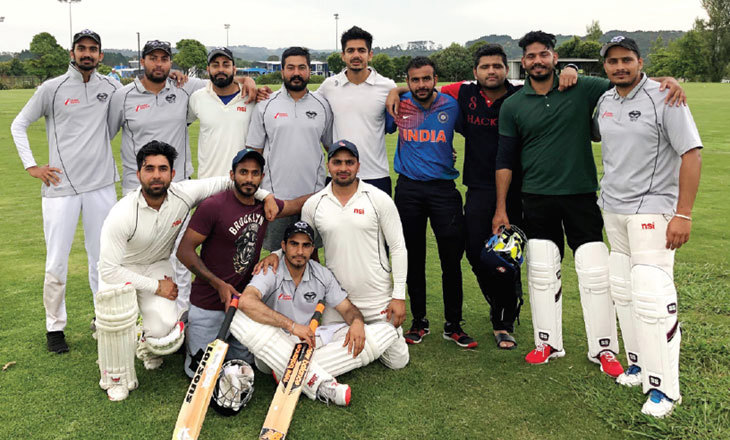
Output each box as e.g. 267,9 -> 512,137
224,24 -> 230,47
58,0 -> 82,49
334,13 -> 339,52
137,32 -> 141,76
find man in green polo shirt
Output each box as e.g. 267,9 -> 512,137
492,31 -> 683,375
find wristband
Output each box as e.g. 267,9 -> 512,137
674,214 -> 692,221
290,321 -> 295,333
564,63 -> 579,72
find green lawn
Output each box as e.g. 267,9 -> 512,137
0,83 -> 728,440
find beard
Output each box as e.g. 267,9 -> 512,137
332,172 -> 356,187
144,68 -> 169,83
212,73 -> 234,88
527,63 -> 553,82
140,179 -> 170,198
284,75 -> 308,92
412,87 -> 435,103
74,57 -> 98,72
234,181 -> 258,197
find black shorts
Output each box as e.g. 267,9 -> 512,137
521,192 -> 603,259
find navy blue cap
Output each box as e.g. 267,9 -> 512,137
600,36 -> 641,58
231,148 -> 265,170
143,40 -> 172,57
328,139 -> 359,160
73,29 -> 101,47
208,47 -> 234,64
284,221 -> 315,242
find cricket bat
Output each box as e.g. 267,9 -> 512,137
172,293 -> 241,440
259,300 -> 325,440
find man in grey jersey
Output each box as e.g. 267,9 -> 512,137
593,36 -> 702,418
11,30 -> 121,353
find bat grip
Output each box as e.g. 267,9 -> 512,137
307,300 -> 326,333
216,293 -> 240,340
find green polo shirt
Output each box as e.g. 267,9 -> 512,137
499,73 -> 609,195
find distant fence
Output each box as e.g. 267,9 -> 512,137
0,76 -> 40,90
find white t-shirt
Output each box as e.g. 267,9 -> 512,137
318,68 -> 396,180
187,82 -> 255,178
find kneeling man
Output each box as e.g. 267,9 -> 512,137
230,221 -> 400,405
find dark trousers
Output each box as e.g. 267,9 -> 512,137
394,175 -> 464,324
521,192 -> 604,260
464,187 -> 523,332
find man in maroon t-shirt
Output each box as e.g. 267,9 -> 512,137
177,149 -> 308,379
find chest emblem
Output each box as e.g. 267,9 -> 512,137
305,110 -> 317,119
236,106 -> 247,112
96,92 -> 109,102
136,104 -> 150,112
303,292 -> 317,303
64,98 -> 80,106
274,112 -> 288,119
602,111 -> 613,118
171,219 -> 182,227
165,94 -> 177,103
628,110 -> 641,121
278,292 -> 293,301
353,208 -> 364,215
437,111 -> 449,123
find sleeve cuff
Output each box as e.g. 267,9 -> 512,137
392,284 -> 406,300
254,188 -> 271,201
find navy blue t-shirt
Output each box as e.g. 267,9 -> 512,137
218,91 -> 240,105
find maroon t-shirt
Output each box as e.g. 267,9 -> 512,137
189,190 -> 284,311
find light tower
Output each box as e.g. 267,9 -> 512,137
58,0 -> 82,49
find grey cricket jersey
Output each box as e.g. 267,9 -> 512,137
593,75 -> 703,214
249,254 -> 346,325
11,64 -> 121,197
246,88 -> 333,200
108,77 -> 206,191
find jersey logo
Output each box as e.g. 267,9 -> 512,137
437,111 -> 449,123
468,96 -> 478,110
165,94 -> 177,103
278,292 -> 293,301
274,112 -> 288,119
353,208 -> 364,215
303,292 -> 316,303
236,106 -> 247,112
305,111 -> 317,119
64,98 -> 80,106
641,222 -> 655,230
629,110 -> 641,121
171,219 -> 182,227
307,373 -> 318,387
135,104 -> 150,112
602,111 -> 613,118
96,92 -> 109,102
401,129 -> 447,143
466,115 -> 498,127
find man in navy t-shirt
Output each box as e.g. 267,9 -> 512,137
176,149 -> 307,378
386,57 -> 476,349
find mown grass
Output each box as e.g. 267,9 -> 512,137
0,82 -> 728,439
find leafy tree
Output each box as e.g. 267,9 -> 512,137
235,58 -> 253,68
173,39 -> 207,73
468,40 -> 487,58
0,58 -> 27,76
645,27 -> 712,81
429,43 -> 471,82
701,0 -> 730,81
25,32 -> 68,81
266,55 -> 279,61
391,55 -> 412,82
370,53 -> 395,79
255,72 -> 282,85
96,64 -> 112,75
101,51 -> 129,68
585,20 -> 602,41
326,52 -> 345,74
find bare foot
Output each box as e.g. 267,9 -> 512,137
494,330 -> 515,349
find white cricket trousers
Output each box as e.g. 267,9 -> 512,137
603,213 -> 675,277
42,184 -> 116,332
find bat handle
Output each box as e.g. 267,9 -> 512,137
307,300 -> 326,333
216,293 -> 240,340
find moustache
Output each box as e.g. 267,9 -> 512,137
80,57 -> 94,63
289,75 -> 304,82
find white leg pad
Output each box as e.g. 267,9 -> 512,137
632,264 -> 681,401
139,321 -> 185,356
526,239 -> 563,351
609,251 -> 639,365
352,302 -> 409,370
95,284 -> 139,400
312,322 -> 399,377
229,310 -> 332,400
575,242 -> 619,358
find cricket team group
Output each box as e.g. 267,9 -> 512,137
11,24 -> 702,421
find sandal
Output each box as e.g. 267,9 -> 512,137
494,332 -> 517,350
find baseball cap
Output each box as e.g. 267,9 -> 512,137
231,148 -> 265,171
600,36 -> 641,58
142,40 -> 172,57
208,47 -> 234,64
328,139 -> 359,160
283,221 -> 315,242
73,29 -> 101,47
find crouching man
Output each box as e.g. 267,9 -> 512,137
230,221 -> 401,405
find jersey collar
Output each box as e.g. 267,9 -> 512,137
612,73 -> 648,101
280,255 -> 312,283
134,76 -> 172,94
66,63 -> 94,83
337,67 -> 377,86
522,71 -> 559,96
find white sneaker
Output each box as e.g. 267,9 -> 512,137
641,389 -> 681,418
316,380 -> 351,406
142,356 -> 163,370
616,365 -> 642,387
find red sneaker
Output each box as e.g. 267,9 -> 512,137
598,351 -> 624,378
525,343 -> 565,364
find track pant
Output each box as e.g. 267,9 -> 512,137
464,187 -> 523,332
394,175 -> 464,324
42,183 -> 116,331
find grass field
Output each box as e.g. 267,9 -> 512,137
0,83 -> 728,440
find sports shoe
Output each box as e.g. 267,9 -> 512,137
316,379 -> 351,406
641,389 -> 681,418
442,322 -> 478,349
525,343 -> 565,364
616,365 -> 642,387
404,318 -> 430,344
46,331 -> 69,354
90,317 -> 97,340
597,350 -> 624,378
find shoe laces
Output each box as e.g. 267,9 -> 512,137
317,380 -> 337,405
600,351 -> 618,363
534,343 -> 549,355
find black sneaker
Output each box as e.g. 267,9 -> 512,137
404,318 -> 430,344
443,322 -> 478,349
46,331 -> 69,354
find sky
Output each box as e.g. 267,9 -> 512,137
0,0 -> 709,53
